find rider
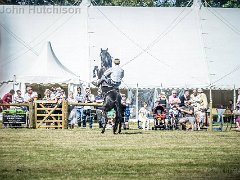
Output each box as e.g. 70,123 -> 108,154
92,58 -> 124,89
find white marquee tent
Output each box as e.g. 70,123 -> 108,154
0,0 -> 240,95
16,41 -> 79,84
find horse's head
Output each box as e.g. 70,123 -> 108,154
100,48 -> 112,69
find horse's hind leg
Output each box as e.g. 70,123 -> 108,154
115,104 -> 122,134
101,111 -> 108,134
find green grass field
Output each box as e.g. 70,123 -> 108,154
0,125 -> 239,180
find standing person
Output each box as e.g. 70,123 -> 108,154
2,89 -> 15,110
195,88 -> 208,130
67,91 -> 78,129
82,87 -> 95,129
121,94 -> 131,130
14,90 -> 25,110
237,88 -> 240,108
95,89 -> 104,128
75,86 -> 84,127
139,102 -> 150,130
24,86 -> 38,102
179,90 -> 190,107
42,89 -> 51,100
92,58 -> 124,89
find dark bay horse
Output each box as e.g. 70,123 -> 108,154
98,48 -> 123,134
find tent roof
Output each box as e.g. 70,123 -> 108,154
0,4 -> 239,89
16,41 -> 79,84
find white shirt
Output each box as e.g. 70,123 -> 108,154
24,91 -> 38,102
139,107 -> 149,121
104,65 -> 124,82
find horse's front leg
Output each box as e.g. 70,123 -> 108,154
118,118 -> 122,134
101,111 -> 108,134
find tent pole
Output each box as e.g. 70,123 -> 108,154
233,85 -> 236,110
136,83 -> 139,123
209,86 -> 213,131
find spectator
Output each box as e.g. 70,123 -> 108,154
2,89 -> 15,110
237,88 -> 240,108
95,89 -> 104,128
42,89 -> 51,100
121,94 -> 130,130
179,90 -> 190,107
67,91 -> 78,129
179,101 -> 195,131
24,86 -> 38,102
139,102 -> 150,130
168,90 -> 181,108
154,91 -> 168,108
50,86 -> 57,100
82,87 -> 95,129
75,86 -> 84,127
14,90 -> 25,110
195,88 -> 208,130
190,89 -> 199,113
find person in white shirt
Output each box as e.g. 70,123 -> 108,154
139,102 -> 150,130
24,86 -> 38,102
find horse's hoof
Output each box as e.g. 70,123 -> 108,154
101,131 -> 105,134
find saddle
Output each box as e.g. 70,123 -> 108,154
101,86 -> 119,98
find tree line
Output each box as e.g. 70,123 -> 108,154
1,0 -> 240,8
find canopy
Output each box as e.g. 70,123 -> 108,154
0,2 -> 239,89
16,41 -> 79,84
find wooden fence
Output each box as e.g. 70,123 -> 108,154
1,101 -> 103,129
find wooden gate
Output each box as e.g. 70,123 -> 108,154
34,100 -> 68,129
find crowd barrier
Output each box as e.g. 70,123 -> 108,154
0,100 -> 103,129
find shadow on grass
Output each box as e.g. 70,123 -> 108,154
121,131 -> 144,134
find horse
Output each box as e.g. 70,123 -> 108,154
98,48 -> 123,134
100,86 -> 123,134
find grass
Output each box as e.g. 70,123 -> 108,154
0,124 -> 239,180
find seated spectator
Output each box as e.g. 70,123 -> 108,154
154,91 -> 168,108
2,89 -> 15,110
168,90 -> 181,108
178,101 -> 195,131
179,89 -> 190,107
24,86 -> 38,102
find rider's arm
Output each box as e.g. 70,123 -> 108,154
103,68 -> 113,77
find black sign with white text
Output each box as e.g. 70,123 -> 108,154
3,113 -> 27,124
